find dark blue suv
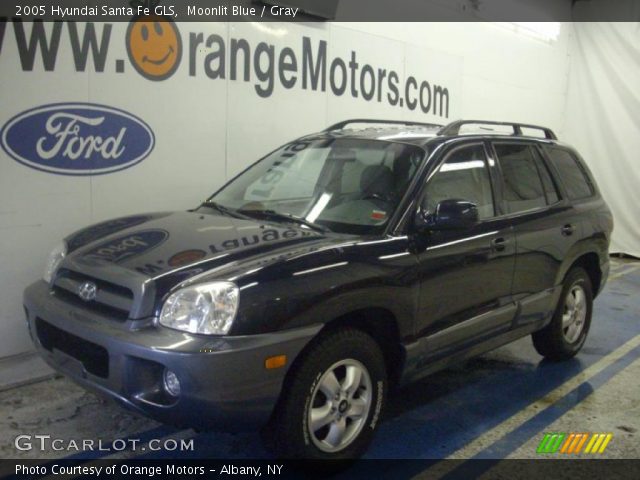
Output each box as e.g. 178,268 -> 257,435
24,119 -> 613,459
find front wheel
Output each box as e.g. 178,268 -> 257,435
532,267 -> 593,361
265,329 -> 387,459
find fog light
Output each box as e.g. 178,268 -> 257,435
163,369 -> 181,397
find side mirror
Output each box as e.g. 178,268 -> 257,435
415,199 -> 479,232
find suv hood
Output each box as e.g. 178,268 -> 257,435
63,210 -> 327,283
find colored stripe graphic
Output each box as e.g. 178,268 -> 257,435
559,433 -> 575,453
584,433 -> 613,454
573,433 -> 589,453
538,433 -> 613,455
537,433 -> 565,453
598,434 -> 613,453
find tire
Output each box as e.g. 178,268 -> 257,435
265,329 -> 387,459
532,267 -> 593,361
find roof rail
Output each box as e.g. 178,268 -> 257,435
325,118 -> 443,132
437,120 -> 557,140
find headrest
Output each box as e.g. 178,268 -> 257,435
360,165 -> 394,194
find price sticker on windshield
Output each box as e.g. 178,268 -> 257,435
371,210 -> 387,221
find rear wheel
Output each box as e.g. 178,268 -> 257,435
265,329 -> 387,459
532,267 -> 593,360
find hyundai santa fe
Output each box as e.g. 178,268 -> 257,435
24,119 -> 613,459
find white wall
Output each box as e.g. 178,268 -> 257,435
0,20 -> 574,357
564,1 -> 640,256
563,21 -> 640,257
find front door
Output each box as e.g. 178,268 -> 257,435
413,142 -> 516,359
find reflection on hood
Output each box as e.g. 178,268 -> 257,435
65,210 -> 326,280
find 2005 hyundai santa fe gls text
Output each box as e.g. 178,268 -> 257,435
24,119 -> 613,459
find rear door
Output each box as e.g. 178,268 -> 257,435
490,141 -> 575,327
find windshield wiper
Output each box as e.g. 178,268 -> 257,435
200,201 -> 249,219
238,209 -> 328,233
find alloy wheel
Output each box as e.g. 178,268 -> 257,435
562,284 -> 588,343
307,359 -> 373,453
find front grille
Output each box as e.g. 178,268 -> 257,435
52,269 -> 133,321
36,317 -> 109,378
51,287 -> 129,320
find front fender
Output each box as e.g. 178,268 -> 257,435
230,238 -> 419,339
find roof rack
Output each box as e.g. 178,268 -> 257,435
325,119 -> 443,132
438,120 -> 557,140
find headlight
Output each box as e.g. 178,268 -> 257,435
43,242 -> 67,283
159,282 -> 239,335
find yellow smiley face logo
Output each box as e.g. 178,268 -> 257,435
126,15 -> 182,81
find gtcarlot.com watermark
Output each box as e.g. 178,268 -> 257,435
14,434 -> 194,453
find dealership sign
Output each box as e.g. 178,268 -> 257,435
0,103 -> 154,175
0,21 -> 452,118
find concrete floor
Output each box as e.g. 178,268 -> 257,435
1,258 -> 639,468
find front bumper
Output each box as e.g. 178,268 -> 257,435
23,280 -> 321,431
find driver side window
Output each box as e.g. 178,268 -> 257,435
423,144 -> 495,220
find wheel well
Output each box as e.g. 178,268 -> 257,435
265,308 -> 405,432
569,252 -> 602,295
320,308 -> 405,386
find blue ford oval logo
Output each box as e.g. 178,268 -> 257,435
0,103 -> 154,176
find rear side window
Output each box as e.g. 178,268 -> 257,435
494,143 -> 548,214
545,147 -> 595,200
532,148 -> 560,204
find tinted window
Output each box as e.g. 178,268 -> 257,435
546,147 -> 594,200
424,144 -> 495,220
494,144 -> 547,214
211,138 -> 425,235
532,148 -> 560,204
339,142 -> 420,196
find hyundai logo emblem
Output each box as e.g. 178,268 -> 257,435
77,282 -> 97,302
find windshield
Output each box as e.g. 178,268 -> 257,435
207,138 -> 425,234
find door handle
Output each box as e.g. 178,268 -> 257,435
561,224 -> 575,236
491,237 -> 508,252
